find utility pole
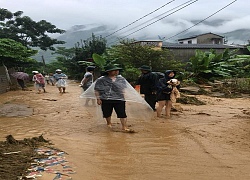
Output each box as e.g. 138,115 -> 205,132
41,55 -> 46,74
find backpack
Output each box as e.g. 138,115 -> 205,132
152,72 -> 165,80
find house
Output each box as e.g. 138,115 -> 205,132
177,32 -> 225,44
130,32 -> 248,62
161,43 -> 245,62
131,40 -> 162,50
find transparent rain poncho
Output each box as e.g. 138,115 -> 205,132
54,73 -> 68,88
80,75 -> 154,122
56,79 -> 68,88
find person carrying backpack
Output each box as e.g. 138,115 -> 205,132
137,65 -> 158,111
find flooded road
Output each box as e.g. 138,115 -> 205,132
0,81 -> 250,180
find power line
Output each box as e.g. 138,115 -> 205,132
166,0 -> 238,41
104,0 -> 176,38
111,0 -> 198,44
115,0 -> 195,38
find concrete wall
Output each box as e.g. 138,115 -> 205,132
179,38 -> 197,44
167,48 -> 244,62
197,34 -> 223,44
178,34 -> 224,45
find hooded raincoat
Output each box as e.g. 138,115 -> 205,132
156,70 -> 179,101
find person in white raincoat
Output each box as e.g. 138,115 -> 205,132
80,64 -> 154,132
80,66 -> 95,106
53,69 -> 68,93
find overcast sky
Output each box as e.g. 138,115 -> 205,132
1,0 -> 249,42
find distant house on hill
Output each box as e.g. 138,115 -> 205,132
161,43 -> 245,62
177,32 -> 225,44
133,33 -> 247,61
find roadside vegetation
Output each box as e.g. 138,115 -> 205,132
1,8 -> 250,95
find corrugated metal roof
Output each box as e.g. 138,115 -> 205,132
133,40 -> 163,43
177,32 -> 224,41
162,43 -> 244,49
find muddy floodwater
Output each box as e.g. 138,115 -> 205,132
0,81 -> 250,180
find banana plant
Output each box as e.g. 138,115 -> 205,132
77,53 -> 107,69
92,53 -> 106,70
226,46 -> 250,77
78,53 -> 119,76
91,53 -> 119,71
188,49 -> 236,81
189,49 -> 215,74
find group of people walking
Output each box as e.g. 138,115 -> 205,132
80,64 -> 180,132
15,64 -> 179,132
19,63 -> 180,132
32,69 -> 68,94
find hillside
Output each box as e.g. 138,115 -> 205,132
33,24 -> 250,63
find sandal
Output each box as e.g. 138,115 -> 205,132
122,128 -> 136,133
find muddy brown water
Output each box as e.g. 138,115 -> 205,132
0,81 -> 250,180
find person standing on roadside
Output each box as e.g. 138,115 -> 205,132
53,69 -> 68,93
137,65 -> 158,111
16,78 -> 26,90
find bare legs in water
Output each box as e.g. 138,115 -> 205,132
157,100 -> 172,119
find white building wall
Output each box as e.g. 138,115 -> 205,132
179,38 -> 197,44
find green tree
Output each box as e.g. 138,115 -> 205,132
75,33 -> 107,62
43,60 -> 66,75
53,34 -> 107,80
51,47 -> 76,78
0,38 -> 37,68
52,47 -> 75,60
72,34 -> 107,79
0,8 -> 65,50
106,39 -> 184,82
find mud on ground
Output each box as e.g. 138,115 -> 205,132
0,135 -> 50,180
1,81 -> 250,180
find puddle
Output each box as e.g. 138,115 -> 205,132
0,104 -> 33,117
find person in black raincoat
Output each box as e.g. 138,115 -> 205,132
156,70 -> 179,118
137,65 -> 158,111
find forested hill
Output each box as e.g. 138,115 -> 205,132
34,23 -> 250,63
